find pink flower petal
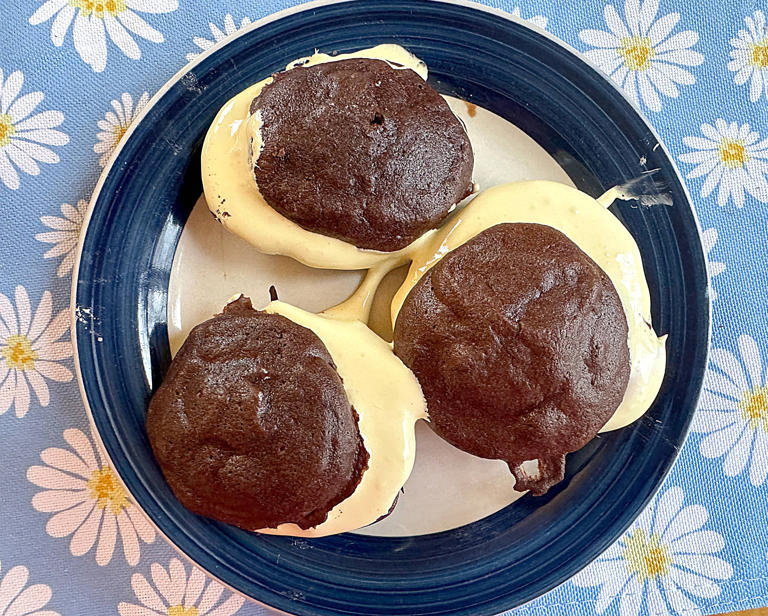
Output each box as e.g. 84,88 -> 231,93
70,504 -> 102,556
205,594 -> 245,616
26,370 -> 49,406
96,510 -> 117,566
27,291 -> 52,342
0,371 -> 17,415
34,310 -> 70,346
46,499 -> 93,537
63,428 -> 99,471
32,489 -> 88,513
40,446 -> 92,479
117,510 -> 140,566
0,566 -> 29,614
168,558 -> 187,605
27,465 -> 87,490
130,572 -> 167,612
197,581 -> 224,614
35,341 -> 72,361
118,603 -> 163,616
6,582 -> 52,616
184,568 -> 206,608
14,287 -> 31,337
14,372 -> 30,418
33,360 -> 73,383
126,506 -> 156,544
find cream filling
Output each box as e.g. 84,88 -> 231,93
257,301 -> 427,537
391,181 -> 667,432
201,44 -> 437,270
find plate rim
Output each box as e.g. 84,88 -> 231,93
70,0 -> 712,613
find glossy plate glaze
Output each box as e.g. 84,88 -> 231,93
72,1 -> 710,614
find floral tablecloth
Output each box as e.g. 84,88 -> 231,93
1,0 -> 766,615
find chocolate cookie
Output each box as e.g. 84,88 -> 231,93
250,58 -> 474,251
393,223 -> 630,494
146,296 -> 368,530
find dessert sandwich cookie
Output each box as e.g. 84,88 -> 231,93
148,296 -> 426,537
202,44 -> 474,269
392,181 -> 667,493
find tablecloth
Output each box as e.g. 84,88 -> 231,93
1,0 -> 766,614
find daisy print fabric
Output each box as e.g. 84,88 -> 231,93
0,0 -> 767,615
0,286 -> 72,417
28,0 -> 179,72
728,10 -> 768,103
35,199 -> 88,278
691,335 -> 768,487
679,120 -> 768,207
27,428 -> 156,566
0,562 -> 60,616
186,14 -> 253,62
0,69 -> 68,190
118,558 -> 244,616
94,91 -> 149,166
572,486 -> 733,616
577,0 -> 703,112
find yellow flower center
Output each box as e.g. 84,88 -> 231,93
167,607 -> 198,616
2,335 -> 38,371
750,40 -> 768,68
112,122 -> 128,144
87,467 -> 128,515
739,384 -> 768,432
718,138 -> 749,168
69,0 -> 126,18
0,114 -> 17,148
622,528 -> 672,582
619,36 -> 655,71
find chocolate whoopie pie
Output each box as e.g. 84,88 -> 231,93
249,58 -> 474,251
146,296 -> 368,530
393,223 -> 631,494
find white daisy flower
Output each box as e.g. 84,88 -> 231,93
118,557 -> 245,616
578,0 -> 704,112
0,562 -> 60,616
35,199 -> 88,278
0,69 -> 68,191
573,486 -> 732,616
691,334 -> 768,487
679,120 -> 768,207
28,0 -> 179,73
728,10 -> 768,103
701,228 -> 725,301
510,6 -> 548,30
27,428 -> 156,566
186,14 -> 252,62
0,286 -> 72,418
94,92 -> 149,167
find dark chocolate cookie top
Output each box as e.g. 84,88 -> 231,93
146,297 -> 368,530
250,58 -> 474,252
393,223 -> 630,494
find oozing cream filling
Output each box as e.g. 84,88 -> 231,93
257,301 -> 427,537
391,181 -> 667,432
201,44 -> 439,270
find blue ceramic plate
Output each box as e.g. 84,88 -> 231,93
72,1 -> 710,614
